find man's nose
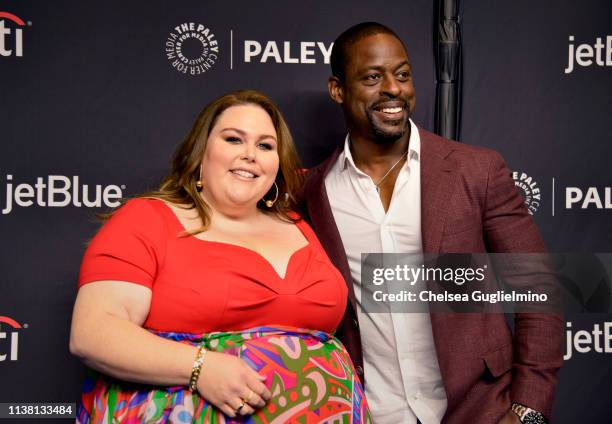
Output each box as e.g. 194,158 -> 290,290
381,74 -> 401,97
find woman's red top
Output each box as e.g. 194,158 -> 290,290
78,198 -> 348,334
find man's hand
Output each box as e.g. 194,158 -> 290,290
497,409 -> 521,424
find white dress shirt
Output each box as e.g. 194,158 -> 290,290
324,120 -> 447,424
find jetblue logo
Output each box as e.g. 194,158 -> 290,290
564,321 -> 612,360
0,12 -> 30,57
565,35 -> 612,74
1,175 -> 124,215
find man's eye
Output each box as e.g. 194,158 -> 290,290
363,74 -> 381,85
397,71 -> 411,80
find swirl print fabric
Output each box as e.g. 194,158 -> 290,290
77,326 -> 372,423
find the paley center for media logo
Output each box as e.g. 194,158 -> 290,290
565,186 -> 612,210
0,316 -> 26,362
512,171 -> 541,215
0,11 -> 31,57
1,175 -> 125,215
565,35 -> 612,74
165,22 -> 219,75
243,39 -> 333,64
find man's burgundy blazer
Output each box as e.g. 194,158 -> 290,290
300,128 -> 564,423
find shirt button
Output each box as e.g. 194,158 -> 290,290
355,365 -> 364,376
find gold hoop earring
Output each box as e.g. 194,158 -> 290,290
195,163 -> 204,192
264,182 -> 279,208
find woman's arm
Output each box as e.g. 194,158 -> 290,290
69,281 -> 270,417
70,281 -> 195,385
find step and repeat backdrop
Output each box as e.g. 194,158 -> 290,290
1,0 -> 610,422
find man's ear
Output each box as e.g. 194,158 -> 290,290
328,76 -> 344,105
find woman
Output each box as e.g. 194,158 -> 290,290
70,90 -> 371,423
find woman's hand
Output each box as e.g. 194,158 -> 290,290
196,351 -> 271,418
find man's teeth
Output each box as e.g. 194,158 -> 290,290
382,107 -> 403,113
232,170 -> 256,178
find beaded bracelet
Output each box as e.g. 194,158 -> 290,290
189,345 -> 207,392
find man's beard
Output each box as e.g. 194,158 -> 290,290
366,109 -> 411,144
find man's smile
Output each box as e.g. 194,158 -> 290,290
371,101 -> 407,121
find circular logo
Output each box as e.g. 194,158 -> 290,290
512,171 -> 541,215
165,23 -> 219,76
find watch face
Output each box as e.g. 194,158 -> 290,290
523,411 -> 546,424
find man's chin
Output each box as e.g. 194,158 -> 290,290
371,122 -> 409,143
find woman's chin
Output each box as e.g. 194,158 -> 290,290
224,195 -> 263,211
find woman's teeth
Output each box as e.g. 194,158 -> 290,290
232,170 -> 256,178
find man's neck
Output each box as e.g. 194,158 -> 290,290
348,127 -> 411,173
346,127 -> 412,213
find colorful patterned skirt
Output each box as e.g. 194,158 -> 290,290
77,326 -> 371,423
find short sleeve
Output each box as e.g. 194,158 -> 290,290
78,198 -> 167,289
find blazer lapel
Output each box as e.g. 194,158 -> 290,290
420,128 -> 456,254
305,150 -> 358,311
419,128 -> 460,386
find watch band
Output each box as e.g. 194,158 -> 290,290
511,403 -> 547,424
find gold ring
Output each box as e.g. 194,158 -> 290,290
244,389 -> 254,404
235,401 -> 245,414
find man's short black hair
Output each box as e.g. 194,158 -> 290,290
330,22 -> 404,82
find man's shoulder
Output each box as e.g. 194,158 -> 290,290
418,126 -> 500,160
304,127 -> 509,179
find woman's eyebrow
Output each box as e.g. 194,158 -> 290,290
220,127 -> 276,141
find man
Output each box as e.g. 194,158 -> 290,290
301,22 -> 563,424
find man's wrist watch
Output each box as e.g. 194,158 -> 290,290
511,402 -> 547,424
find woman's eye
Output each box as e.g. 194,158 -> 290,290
225,136 -> 241,143
258,143 -> 273,151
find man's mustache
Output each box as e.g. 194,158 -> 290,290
370,98 -> 409,110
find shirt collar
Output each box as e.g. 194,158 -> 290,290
340,119 -> 420,173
